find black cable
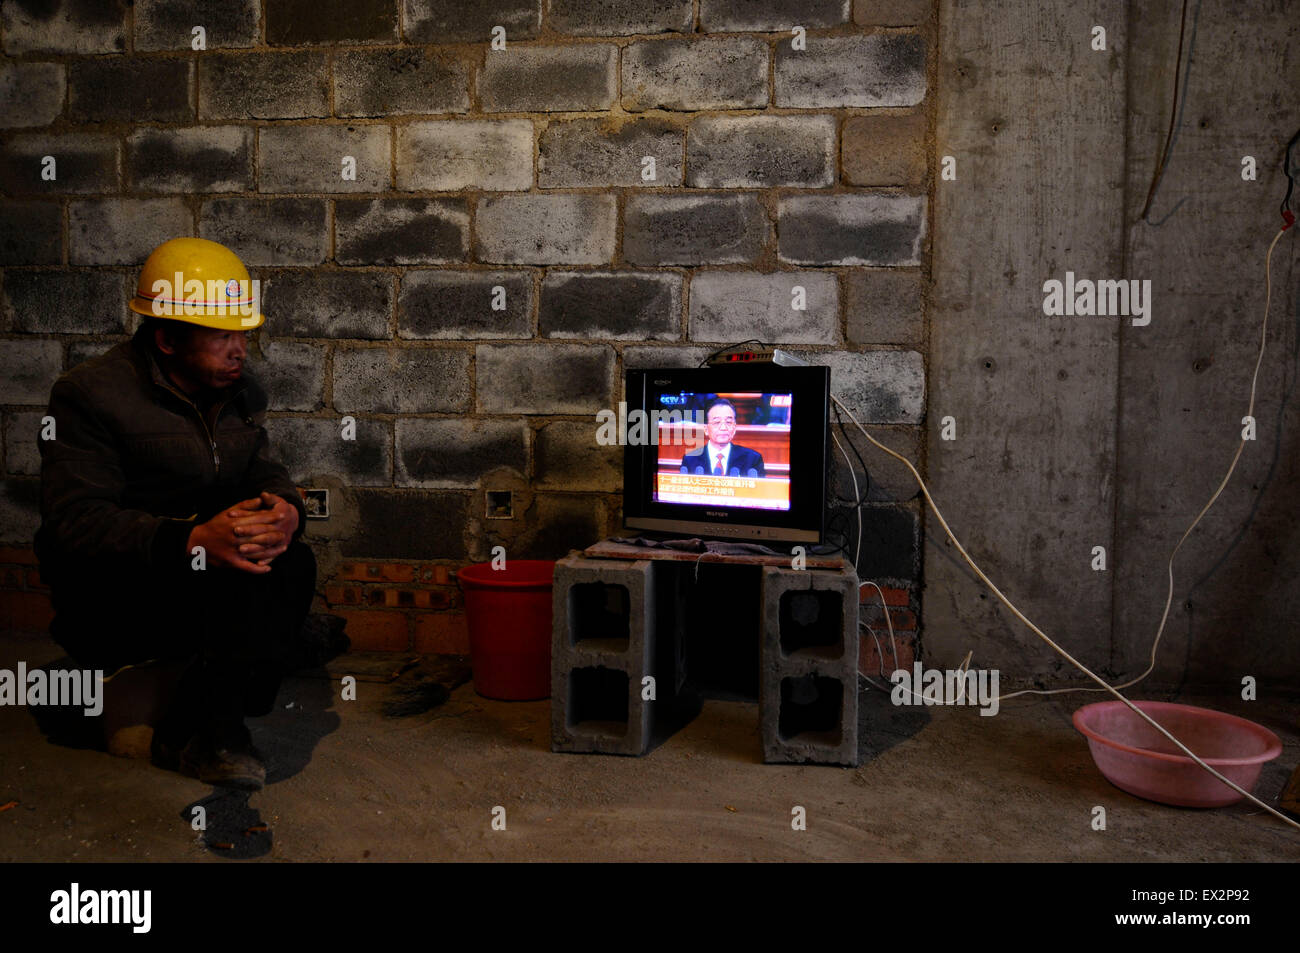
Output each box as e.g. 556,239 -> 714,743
830,398 -> 873,506
818,402 -> 880,568
1281,124 -> 1300,219
815,511 -> 854,560
1140,0 -> 1193,222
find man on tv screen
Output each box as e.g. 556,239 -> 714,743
680,398 -> 766,477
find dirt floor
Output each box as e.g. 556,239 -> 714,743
1,632 -> 1296,862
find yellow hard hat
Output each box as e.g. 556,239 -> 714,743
129,237 -> 264,330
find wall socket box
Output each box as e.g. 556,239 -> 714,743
303,488 -> 329,519
486,490 -> 513,519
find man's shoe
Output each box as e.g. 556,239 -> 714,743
155,733 -> 266,791
180,735 -> 267,791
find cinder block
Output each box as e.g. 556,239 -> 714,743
259,126 -> 391,193
828,426 -> 922,504
506,493 -> 607,562
551,557 -> 657,755
842,113 -> 928,186
854,0 -> 931,26
622,345 -> 713,371
0,63 -> 65,128
478,44 -> 617,113
395,418 -> 527,488
791,348 -> 924,424
263,416 -> 392,486
688,270 -> 839,344
335,198 -> 468,265
260,270 -> 394,339
540,271 -> 680,341
199,52 -> 330,120
760,566 -> 859,765
534,420 -> 621,492
476,194 -> 615,265
0,201 -> 62,265
396,120 -> 532,192
332,346 -> 471,413
555,665 -> 635,753
68,58 -> 193,123
623,193 -> 767,265
0,134 -> 120,194
402,0 -> 541,43
5,271 -> 127,335
539,117 -> 683,188
265,0 -> 397,45
334,48 -> 470,117
128,127 -> 254,194
687,115 -> 834,188
245,342 -> 325,411
0,341 -> 63,404
67,341 -> 117,370
548,0 -> 692,35
3,411 -> 45,476
828,501 -> 919,582
777,193 -> 925,266
0,478 -> 40,547
775,34 -> 926,108
134,0 -> 259,50
397,270 -> 532,340
339,489 -> 469,560
475,343 -> 614,414
2,0 -> 127,55
70,198 -> 192,266
622,37 -> 769,111
845,269 -> 923,346
700,0 -> 849,31
200,198 -> 329,266
551,556 -> 701,754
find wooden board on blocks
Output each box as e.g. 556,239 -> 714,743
582,538 -> 850,570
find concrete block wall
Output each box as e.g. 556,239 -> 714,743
0,0 -> 933,655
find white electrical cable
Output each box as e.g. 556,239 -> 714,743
998,225 -> 1292,701
839,393 -> 1299,829
859,580 -> 974,702
831,226 -> 1300,830
829,436 -> 975,702
861,581 -> 901,676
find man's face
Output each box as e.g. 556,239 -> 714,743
705,404 -> 736,447
158,325 -> 250,393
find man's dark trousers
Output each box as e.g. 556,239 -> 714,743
49,539 -> 317,739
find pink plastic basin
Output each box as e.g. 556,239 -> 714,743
1072,700 -> 1282,808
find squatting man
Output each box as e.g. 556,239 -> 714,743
35,237 -> 315,790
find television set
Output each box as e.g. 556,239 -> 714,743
622,363 -> 831,545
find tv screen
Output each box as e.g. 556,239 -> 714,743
623,365 -> 830,545
652,391 -> 793,511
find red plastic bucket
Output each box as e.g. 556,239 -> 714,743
457,559 -> 555,701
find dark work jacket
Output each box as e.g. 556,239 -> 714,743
680,444 -> 766,477
34,323 -> 306,587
